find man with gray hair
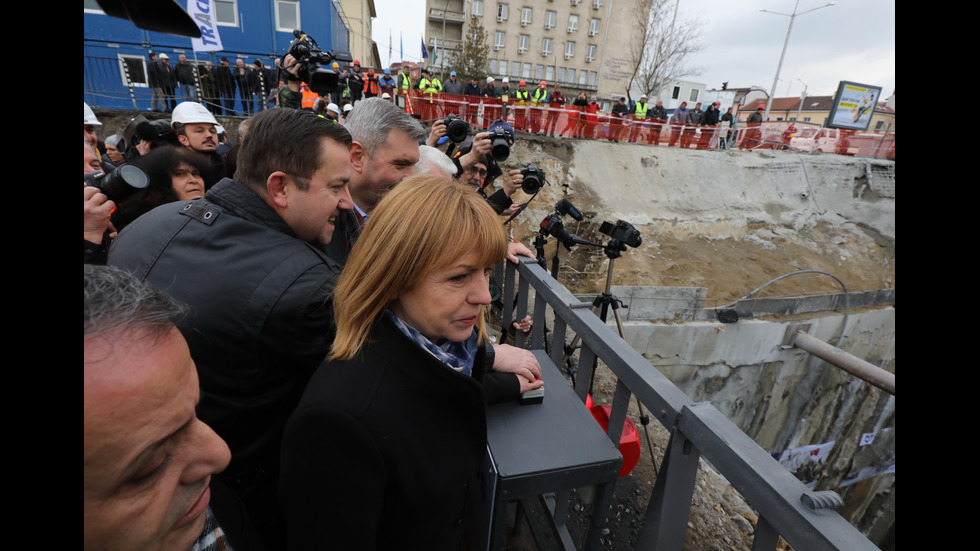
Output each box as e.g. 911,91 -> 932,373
414,144 -> 457,180
325,96 -> 427,266
84,264 -> 264,550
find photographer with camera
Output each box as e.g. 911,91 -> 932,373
84,141 -> 116,265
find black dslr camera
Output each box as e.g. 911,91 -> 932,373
84,165 -> 150,204
520,164 -> 545,194
443,114 -> 470,143
286,30 -> 353,95
488,126 -> 511,162
599,219 -> 642,248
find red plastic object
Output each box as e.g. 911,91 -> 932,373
585,395 -> 641,477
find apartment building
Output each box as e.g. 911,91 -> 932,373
425,0 -> 645,110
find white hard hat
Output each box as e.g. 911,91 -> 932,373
170,101 -> 218,128
502,77 -> 509,83
381,92 -> 391,99
84,103 -> 101,126
486,76 -> 494,83
327,103 -> 340,115
343,104 -> 353,112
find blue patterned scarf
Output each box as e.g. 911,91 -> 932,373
386,309 -> 478,376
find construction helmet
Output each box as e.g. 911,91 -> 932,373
519,80 -> 526,86
84,102 -> 102,126
170,101 -> 218,128
327,103 -> 340,115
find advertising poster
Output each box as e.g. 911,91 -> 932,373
775,440 -> 835,489
840,427 -> 895,487
827,81 -> 882,131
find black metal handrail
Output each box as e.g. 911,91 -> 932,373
497,255 -> 879,550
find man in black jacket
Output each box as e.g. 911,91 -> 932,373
213,58 -> 236,116
108,107 -> 354,551
175,54 -> 197,103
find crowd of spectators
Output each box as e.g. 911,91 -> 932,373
84,89 -> 543,550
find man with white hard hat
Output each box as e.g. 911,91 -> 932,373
171,101 -> 225,187
84,102 -> 101,148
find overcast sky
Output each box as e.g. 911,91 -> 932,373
370,0 -> 894,99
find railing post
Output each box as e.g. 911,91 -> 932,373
752,516 -> 780,551
636,428 -> 700,550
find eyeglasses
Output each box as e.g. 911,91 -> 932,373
465,166 -> 488,177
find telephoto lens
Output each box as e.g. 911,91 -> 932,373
489,127 -> 511,161
444,114 -> 469,143
84,164 -> 150,204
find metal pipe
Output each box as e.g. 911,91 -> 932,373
792,331 -> 894,395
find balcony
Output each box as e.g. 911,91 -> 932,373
428,7 -> 465,24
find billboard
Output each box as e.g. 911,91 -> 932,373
826,81 -> 882,131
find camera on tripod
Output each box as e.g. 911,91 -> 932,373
286,30 -> 353,95
443,114 -> 469,143
520,164 -> 545,194
599,219 -> 642,248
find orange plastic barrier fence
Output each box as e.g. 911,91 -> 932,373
400,91 -> 895,159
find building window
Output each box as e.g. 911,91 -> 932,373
542,37 -> 552,56
546,65 -> 555,80
521,7 -> 532,26
275,0 -> 299,33
571,0 -> 580,5
214,0 -> 238,26
588,70 -> 597,86
495,31 -> 506,50
592,0 -> 602,8
589,17 -> 600,35
671,86 -> 680,99
578,70 -> 588,85
512,62 -> 522,78
586,44 -> 596,62
118,54 -> 148,87
473,0 -> 483,16
567,14 -> 578,32
566,68 -> 575,83
488,59 -> 497,73
689,89 -> 699,102
545,10 -> 556,29
564,41 -> 575,59
499,60 -> 509,75
557,67 -> 565,82
518,34 -> 530,53
535,64 -> 545,80
497,3 -> 508,22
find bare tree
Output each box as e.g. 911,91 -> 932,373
626,0 -> 705,102
445,20 -> 491,83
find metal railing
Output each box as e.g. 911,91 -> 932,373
84,54 -> 276,116
495,255 -> 880,550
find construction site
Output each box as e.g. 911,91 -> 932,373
91,107 -> 895,551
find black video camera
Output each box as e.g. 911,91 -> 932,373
599,219 -> 642,248
444,114 -> 469,143
539,213 -> 575,250
286,30 -> 353,95
520,164 -> 545,195
120,117 -> 180,162
84,165 -> 150,204
488,126 -> 511,162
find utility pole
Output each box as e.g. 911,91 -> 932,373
761,1 -> 834,121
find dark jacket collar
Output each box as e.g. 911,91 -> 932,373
206,177 -> 296,238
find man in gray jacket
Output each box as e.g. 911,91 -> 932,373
108,107 -> 354,551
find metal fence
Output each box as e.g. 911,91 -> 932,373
495,255 -> 880,550
84,54 -> 276,117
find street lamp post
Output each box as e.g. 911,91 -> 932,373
761,1 -> 834,121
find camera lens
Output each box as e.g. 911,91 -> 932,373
521,172 -> 541,194
446,116 -> 469,143
85,164 -> 150,204
490,138 -> 510,162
